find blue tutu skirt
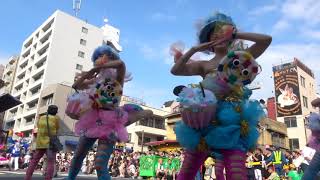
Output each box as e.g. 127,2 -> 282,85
175,99 -> 264,152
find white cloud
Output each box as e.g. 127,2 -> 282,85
138,42 -> 175,65
0,53 -> 10,65
124,81 -> 172,108
139,44 -> 158,59
248,4 -> 278,16
150,12 -> 177,22
272,19 -> 290,33
272,0 -> 320,32
252,43 -> 320,100
281,0 -> 320,26
301,29 -> 320,40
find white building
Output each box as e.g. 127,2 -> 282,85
1,56 -> 19,94
4,10 -> 121,136
120,96 -> 170,152
1,56 -> 19,129
273,58 -> 318,150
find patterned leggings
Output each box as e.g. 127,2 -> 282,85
67,136 -> 114,180
25,149 -> 56,180
302,151 -> 320,180
215,158 -> 225,180
177,150 -> 247,180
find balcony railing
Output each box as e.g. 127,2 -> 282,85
25,120 -> 35,126
138,119 -> 165,130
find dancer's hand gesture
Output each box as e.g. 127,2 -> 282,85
84,67 -> 100,79
191,41 -> 218,52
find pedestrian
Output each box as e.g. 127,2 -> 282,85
266,165 -> 280,180
10,141 -> 21,170
25,105 -> 60,180
266,147 -> 286,176
253,148 -> 264,180
246,151 -> 255,180
23,149 -> 31,169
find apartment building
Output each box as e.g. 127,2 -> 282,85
3,10 -> 117,135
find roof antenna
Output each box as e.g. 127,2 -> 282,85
73,0 -> 82,17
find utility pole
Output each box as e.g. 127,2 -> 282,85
141,130 -> 144,152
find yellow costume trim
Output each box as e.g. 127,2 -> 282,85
240,120 -> 249,136
197,138 -> 208,152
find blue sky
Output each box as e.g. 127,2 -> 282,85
1,0 -> 320,108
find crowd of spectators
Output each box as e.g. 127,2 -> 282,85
1,143 -> 320,180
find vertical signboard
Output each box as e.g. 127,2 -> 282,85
273,64 -> 302,117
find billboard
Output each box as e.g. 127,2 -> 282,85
273,65 -> 302,117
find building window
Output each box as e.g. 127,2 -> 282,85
80,39 -> 86,46
289,138 -> 300,150
76,64 -> 83,70
155,120 -> 165,129
148,118 -> 154,127
284,117 -> 297,128
78,51 -> 85,58
303,96 -> 308,108
139,118 -> 148,126
82,27 -> 88,34
6,121 -> 15,129
128,133 -> 131,142
26,117 -> 34,123
42,94 -> 53,106
300,76 -> 305,88
138,136 -> 151,145
271,132 -> 285,148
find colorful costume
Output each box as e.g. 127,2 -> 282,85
302,112 -> 320,179
173,13 -> 265,180
74,76 -> 129,142
67,45 -> 142,180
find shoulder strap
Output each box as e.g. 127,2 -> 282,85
73,87 -> 79,93
199,82 -> 206,97
46,114 -> 51,137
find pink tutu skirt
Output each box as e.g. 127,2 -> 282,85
75,109 -> 129,142
181,105 -> 216,129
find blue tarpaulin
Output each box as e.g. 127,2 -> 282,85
65,140 -> 78,146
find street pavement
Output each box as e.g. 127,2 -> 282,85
0,169 -> 131,180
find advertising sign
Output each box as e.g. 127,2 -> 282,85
273,65 -> 302,117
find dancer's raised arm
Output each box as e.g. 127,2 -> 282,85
96,59 -> 126,86
235,32 -> 272,59
72,67 -> 99,90
171,41 -> 217,76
